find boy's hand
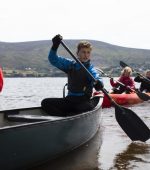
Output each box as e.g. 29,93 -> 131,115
51,34 -> 63,51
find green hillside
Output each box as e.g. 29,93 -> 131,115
0,40 -> 150,77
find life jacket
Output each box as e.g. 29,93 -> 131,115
67,61 -> 93,97
111,76 -> 135,89
140,77 -> 150,92
0,67 -> 4,92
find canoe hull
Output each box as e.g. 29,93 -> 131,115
0,97 -> 103,170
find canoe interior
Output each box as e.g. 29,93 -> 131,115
0,96 -> 103,129
0,107 -> 47,128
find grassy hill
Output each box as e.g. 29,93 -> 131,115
0,40 -> 150,77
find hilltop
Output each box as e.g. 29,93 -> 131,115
0,40 -> 150,77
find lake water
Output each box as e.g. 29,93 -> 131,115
0,78 -> 150,170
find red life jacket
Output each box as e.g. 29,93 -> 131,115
110,76 -> 135,90
0,67 -> 4,92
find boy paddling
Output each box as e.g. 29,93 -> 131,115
41,35 -> 103,115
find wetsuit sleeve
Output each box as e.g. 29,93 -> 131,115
88,66 -> 103,86
0,68 -> 4,92
48,49 -> 73,72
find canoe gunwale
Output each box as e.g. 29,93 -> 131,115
0,96 -> 103,131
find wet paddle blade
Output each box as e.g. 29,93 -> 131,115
136,89 -> 150,101
114,105 -> 150,142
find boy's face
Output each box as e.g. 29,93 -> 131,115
77,47 -> 91,62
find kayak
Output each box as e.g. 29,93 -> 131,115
102,92 -> 150,108
0,96 -> 103,170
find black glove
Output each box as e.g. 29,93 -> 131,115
51,34 -> 63,51
110,77 -> 114,81
94,80 -> 104,91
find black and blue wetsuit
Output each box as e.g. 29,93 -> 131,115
41,49 -> 103,116
134,76 -> 150,92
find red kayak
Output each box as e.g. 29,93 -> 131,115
93,91 -> 150,108
0,67 -> 4,92
102,92 -> 150,108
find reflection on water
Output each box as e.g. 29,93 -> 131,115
110,142 -> 150,170
99,103 -> 150,170
1,78 -> 150,170
30,128 -> 103,170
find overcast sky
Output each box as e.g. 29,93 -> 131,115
0,0 -> 150,49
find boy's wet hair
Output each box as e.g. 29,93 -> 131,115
77,41 -> 92,54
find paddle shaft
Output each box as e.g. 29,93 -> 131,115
61,41 -> 97,83
60,40 -> 150,142
97,68 -> 134,91
61,41 -> 116,103
97,68 -> 150,101
136,72 -> 150,83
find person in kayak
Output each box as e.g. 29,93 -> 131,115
134,70 -> 150,93
0,67 -> 4,92
109,66 -> 135,94
41,34 -> 103,116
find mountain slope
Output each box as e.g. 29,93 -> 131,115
0,40 -> 150,76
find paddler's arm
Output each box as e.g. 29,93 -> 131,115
48,35 -> 73,72
134,76 -> 143,83
110,78 -> 118,87
89,66 -> 104,91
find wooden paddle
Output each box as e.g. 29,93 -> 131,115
61,40 -> 150,142
96,68 -> 150,101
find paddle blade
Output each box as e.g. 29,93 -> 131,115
120,61 -> 128,68
114,105 -> 150,142
135,89 -> 150,101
